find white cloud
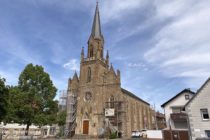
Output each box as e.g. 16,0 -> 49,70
100,0 -> 148,23
0,25 -> 42,65
0,70 -> 18,85
63,59 -> 79,71
128,62 -> 149,71
144,0 -> 210,87
49,42 -> 67,64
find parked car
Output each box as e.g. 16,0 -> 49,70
131,131 -> 141,138
140,129 -> 147,137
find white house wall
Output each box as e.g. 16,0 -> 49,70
164,91 -> 193,129
186,81 -> 210,140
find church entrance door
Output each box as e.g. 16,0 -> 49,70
83,120 -> 89,134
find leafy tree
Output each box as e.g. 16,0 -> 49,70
15,63 -> 58,135
0,77 -> 9,121
57,111 -> 67,126
3,86 -> 21,123
57,111 -> 67,137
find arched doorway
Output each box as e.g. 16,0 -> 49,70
83,120 -> 89,134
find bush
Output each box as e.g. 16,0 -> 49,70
109,132 -> 117,139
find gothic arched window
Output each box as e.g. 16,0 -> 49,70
90,47 -> 93,57
87,67 -> 91,82
110,95 -> 114,108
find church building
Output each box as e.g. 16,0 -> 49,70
66,3 -> 152,137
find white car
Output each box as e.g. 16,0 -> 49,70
131,131 -> 141,138
140,129 -> 147,137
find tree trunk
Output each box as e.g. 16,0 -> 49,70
25,123 -> 30,136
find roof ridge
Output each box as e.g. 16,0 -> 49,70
161,88 -> 195,108
121,88 -> 150,105
185,77 -> 210,107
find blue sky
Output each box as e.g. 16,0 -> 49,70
0,0 -> 210,111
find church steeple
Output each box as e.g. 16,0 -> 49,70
90,2 -> 103,40
87,3 -> 104,60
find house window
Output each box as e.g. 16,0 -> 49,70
206,130 -> 210,137
185,94 -> 190,100
172,107 -> 182,113
200,109 -> 209,120
87,67 -> 91,82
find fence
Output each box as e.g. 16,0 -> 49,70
162,130 -> 189,140
147,130 -> 163,139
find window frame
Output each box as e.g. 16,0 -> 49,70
200,108 -> 210,120
205,130 -> 210,137
185,94 -> 190,100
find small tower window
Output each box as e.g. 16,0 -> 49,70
90,47 -> 93,57
87,67 -> 91,82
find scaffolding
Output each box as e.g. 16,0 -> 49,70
58,90 -> 67,112
66,92 -> 77,137
104,99 -> 127,137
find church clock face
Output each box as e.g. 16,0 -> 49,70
85,92 -> 92,102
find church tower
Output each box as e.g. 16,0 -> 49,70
87,2 -> 104,60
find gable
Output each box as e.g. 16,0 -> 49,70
185,77 -> 210,108
161,89 -> 195,108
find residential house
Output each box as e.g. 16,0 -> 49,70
185,78 -> 210,140
151,110 -> 166,130
156,112 -> 166,130
161,89 -> 195,130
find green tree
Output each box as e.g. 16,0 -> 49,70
57,111 -> 66,126
57,111 -> 67,137
3,86 -> 21,123
0,77 -> 9,121
15,63 -> 58,135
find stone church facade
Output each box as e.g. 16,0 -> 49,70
66,4 -> 152,137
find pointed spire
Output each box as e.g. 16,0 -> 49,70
81,47 -> 84,56
110,63 -> 116,76
110,63 -> 114,72
91,2 -> 103,39
73,71 -> 79,80
106,50 -> 109,66
106,50 -> 109,59
81,47 -> 84,61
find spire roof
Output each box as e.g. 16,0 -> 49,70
110,63 -> 115,72
81,47 -> 84,55
91,3 -> 103,39
106,50 -> 109,58
73,71 -> 79,80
